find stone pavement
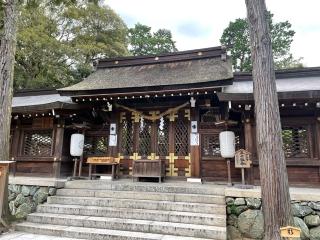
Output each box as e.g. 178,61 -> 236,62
0,231 -> 78,240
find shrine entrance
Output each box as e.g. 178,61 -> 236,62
200,130 -> 226,181
200,129 -> 242,181
118,108 -> 191,178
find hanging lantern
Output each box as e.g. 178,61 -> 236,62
70,134 -> 84,157
219,131 -> 235,158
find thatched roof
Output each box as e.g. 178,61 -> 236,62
59,47 -> 233,96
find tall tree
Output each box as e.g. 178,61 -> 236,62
13,0 -> 128,89
245,0 -> 293,239
0,0 -> 18,225
67,1 -> 128,79
220,12 -> 302,71
14,2 -> 75,89
128,23 -> 177,56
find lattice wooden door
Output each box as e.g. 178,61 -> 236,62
118,110 -> 191,177
166,109 -> 191,177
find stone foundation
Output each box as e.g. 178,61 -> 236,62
8,184 -> 56,220
226,196 -> 320,240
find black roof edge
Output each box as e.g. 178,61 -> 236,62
234,67 -> 320,81
98,46 -> 225,62
96,46 -> 227,69
14,88 -> 58,97
217,90 -> 320,102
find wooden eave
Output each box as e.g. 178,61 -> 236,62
217,90 -> 320,103
60,79 -> 233,98
12,101 -> 84,113
234,67 -> 320,81
14,89 -> 58,97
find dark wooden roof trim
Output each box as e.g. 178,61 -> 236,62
97,46 -> 226,69
14,89 -> 58,97
217,90 -> 320,102
59,79 -> 232,97
12,102 -> 81,113
234,67 -> 320,81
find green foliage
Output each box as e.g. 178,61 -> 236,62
229,204 -> 237,215
128,23 -> 177,56
5,0 -> 128,89
220,12 -> 302,71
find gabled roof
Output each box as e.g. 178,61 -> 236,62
59,46 -> 233,96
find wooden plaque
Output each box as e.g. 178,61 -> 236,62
87,157 -> 115,164
280,226 -> 301,238
235,149 -> 252,168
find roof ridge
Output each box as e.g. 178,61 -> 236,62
96,46 -> 226,69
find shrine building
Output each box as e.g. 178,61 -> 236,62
9,46 -> 320,185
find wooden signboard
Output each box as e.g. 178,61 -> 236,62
234,149 -> 252,186
235,149 -> 252,168
280,226 -> 301,239
87,157 -> 115,164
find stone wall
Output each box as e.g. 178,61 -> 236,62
8,184 -> 56,220
226,197 -> 320,240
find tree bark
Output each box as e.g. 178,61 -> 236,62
245,0 -> 293,239
0,0 -> 17,225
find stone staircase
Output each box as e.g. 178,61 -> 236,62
15,180 -> 227,240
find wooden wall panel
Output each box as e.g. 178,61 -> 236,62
253,165 -> 320,185
32,117 -> 53,129
15,162 -> 54,177
287,167 -> 320,184
120,158 -> 132,176
59,161 -> 74,178
201,159 -> 241,181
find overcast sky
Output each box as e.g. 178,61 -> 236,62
107,0 -> 320,67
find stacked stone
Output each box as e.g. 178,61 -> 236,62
226,197 -> 263,240
226,197 -> 320,240
8,184 -> 56,219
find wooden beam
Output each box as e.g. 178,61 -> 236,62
190,107 -> 200,178
244,118 -> 254,184
218,91 -> 320,102
53,119 -> 64,178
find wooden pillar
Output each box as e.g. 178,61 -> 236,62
10,120 -> 21,176
132,113 -> 140,155
190,107 -> 200,178
109,111 -> 118,158
244,117 -> 254,184
52,119 -> 65,178
168,115 -> 175,155
315,112 -> 320,180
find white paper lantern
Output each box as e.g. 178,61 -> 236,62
219,131 -> 235,158
70,134 -> 84,157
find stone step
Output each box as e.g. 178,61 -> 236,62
27,213 -> 226,239
64,180 -> 225,196
37,204 -> 226,226
1,231 -> 79,240
56,188 -> 225,205
47,196 -> 225,214
16,222 -> 220,240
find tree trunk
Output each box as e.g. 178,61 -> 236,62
0,0 -> 17,224
244,0 -> 293,239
